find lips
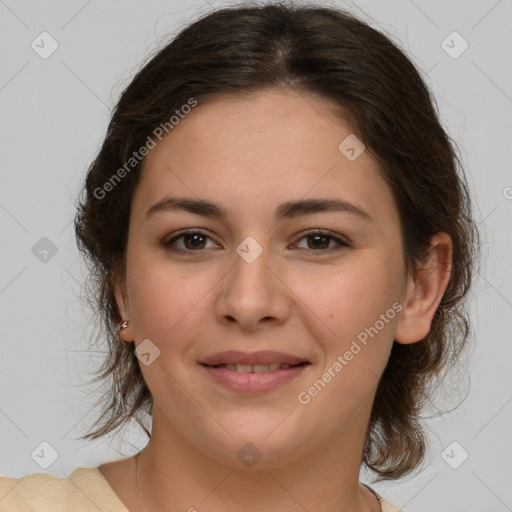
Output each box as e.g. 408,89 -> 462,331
199,350 -> 309,367
199,351 -> 311,393
217,362 -> 299,373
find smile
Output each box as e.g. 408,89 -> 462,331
211,362 -> 303,373
199,351 -> 311,393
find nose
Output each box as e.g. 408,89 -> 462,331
214,245 -> 292,332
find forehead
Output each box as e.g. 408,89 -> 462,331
133,88 -> 396,224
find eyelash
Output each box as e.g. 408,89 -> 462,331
163,229 -> 350,254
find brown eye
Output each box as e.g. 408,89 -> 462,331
163,230 -> 219,252
293,230 -> 349,253
306,233 -> 330,250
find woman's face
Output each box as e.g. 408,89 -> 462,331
117,88 -> 411,467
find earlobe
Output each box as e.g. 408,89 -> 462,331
394,232 -> 453,345
118,324 -> 134,343
113,274 -> 135,343
118,320 -> 134,342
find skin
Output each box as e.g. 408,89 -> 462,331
98,88 -> 452,512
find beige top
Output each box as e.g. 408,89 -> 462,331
0,467 -> 404,511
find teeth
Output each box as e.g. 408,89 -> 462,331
253,364 -> 269,373
221,363 -> 298,373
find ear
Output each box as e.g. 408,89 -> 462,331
394,232 -> 453,345
112,269 -> 134,343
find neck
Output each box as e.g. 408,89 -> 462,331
133,406 -> 380,512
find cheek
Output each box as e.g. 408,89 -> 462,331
126,257 -> 207,347
293,254 -> 403,403
295,263 -> 400,418
296,256 -> 402,341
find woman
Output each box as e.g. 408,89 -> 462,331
0,2 -> 478,511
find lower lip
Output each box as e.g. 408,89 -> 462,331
200,364 -> 309,393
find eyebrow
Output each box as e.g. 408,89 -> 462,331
145,196 -> 372,222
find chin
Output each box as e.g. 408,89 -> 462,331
194,415 -> 311,470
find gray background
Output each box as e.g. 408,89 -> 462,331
1,0 -> 511,510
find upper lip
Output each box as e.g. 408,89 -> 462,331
199,351 -> 309,366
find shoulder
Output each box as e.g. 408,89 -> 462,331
364,483 -> 405,512
0,467 -> 128,512
380,496 -> 406,512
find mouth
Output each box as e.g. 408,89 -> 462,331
199,351 -> 311,393
203,362 -> 309,373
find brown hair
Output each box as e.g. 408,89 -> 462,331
74,1 -> 479,481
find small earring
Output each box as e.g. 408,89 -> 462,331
118,320 -> 130,330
